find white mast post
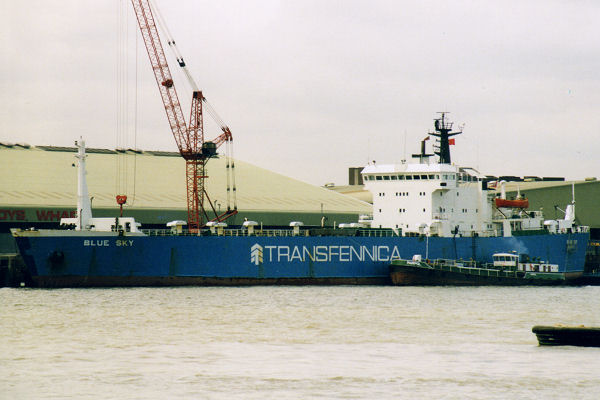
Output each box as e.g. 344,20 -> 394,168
75,138 -> 93,230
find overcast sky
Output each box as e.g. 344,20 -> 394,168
2,0 -> 599,186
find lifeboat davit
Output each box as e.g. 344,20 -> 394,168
495,198 -> 529,208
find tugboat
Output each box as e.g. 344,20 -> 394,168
389,252 -> 567,286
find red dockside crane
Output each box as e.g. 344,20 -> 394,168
130,0 -> 237,232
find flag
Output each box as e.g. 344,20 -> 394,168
449,138 -> 455,145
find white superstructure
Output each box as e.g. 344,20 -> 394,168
361,113 -> 585,238
363,161 -> 494,236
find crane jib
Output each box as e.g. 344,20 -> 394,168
130,0 -> 237,231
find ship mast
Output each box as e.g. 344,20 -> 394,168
429,112 -> 462,164
74,138 -> 92,230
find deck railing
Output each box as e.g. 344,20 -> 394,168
141,228 -> 399,238
435,264 -> 520,278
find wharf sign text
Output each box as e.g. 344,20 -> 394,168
0,208 -> 76,222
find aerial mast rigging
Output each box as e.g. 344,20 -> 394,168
430,112 -> 462,164
129,0 -> 237,232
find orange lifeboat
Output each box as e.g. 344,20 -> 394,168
495,198 -> 529,208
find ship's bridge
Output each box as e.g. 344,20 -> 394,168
362,163 -> 459,175
361,163 -> 464,188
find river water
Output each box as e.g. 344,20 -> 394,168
2,286 -> 599,399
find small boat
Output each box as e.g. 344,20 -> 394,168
532,325 -> 600,347
389,253 -> 567,286
493,180 -> 529,209
494,197 -> 529,208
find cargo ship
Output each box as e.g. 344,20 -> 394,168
10,114 -> 590,287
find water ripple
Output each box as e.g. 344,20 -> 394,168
1,286 -> 599,399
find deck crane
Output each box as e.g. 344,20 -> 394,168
130,0 -> 237,232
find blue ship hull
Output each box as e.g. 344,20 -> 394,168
13,231 -> 590,287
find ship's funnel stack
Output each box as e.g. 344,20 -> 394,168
411,136 -> 434,164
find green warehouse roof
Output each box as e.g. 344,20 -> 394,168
0,144 -> 372,225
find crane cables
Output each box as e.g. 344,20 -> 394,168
226,139 -> 238,212
148,0 -> 237,213
149,0 -> 230,132
116,0 -> 138,208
